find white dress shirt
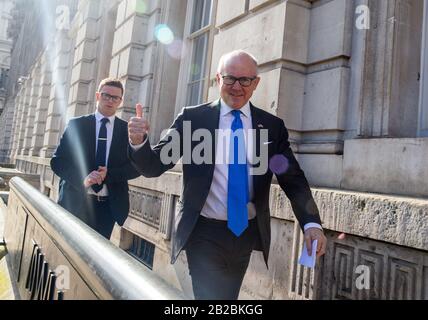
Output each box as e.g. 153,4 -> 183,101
87,111 -> 116,196
200,100 -> 256,220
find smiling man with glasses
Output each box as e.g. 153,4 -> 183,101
51,78 -> 140,239
128,50 -> 326,300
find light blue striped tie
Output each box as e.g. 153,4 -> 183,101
227,110 -> 249,237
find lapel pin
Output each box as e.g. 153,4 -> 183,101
258,124 -> 264,128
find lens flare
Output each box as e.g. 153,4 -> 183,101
154,24 -> 174,45
135,0 -> 147,14
166,39 -> 187,60
269,154 -> 289,175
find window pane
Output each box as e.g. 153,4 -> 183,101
187,80 -> 205,106
190,33 -> 208,82
202,0 -> 212,28
186,32 -> 208,106
191,0 -> 212,33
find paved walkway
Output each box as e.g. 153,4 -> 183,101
0,195 -> 15,300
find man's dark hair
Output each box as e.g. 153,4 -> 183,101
98,78 -> 124,96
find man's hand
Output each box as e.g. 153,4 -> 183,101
97,166 -> 107,181
129,103 -> 150,145
83,170 -> 104,188
304,227 -> 327,258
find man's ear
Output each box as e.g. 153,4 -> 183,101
216,73 -> 221,86
95,92 -> 100,102
253,77 -> 261,90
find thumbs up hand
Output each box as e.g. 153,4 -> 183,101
129,103 -> 150,145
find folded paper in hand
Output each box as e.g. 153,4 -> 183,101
298,239 -> 318,268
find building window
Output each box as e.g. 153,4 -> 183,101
187,32 -> 209,106
176,0 -> 216,110
191,0 -> 212,33
127,235 -> 155,269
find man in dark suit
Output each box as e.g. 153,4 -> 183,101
51,78 -> 140,239
128,51 -> 327,299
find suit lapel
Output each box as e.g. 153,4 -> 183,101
201,99 -> 220,181
250,103 -> 267,195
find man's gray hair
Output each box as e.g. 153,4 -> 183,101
217,50 -> 259,75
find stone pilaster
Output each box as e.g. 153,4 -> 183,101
40,31 -> 73,159
148,0 -> 187,143
67,0 -> 102,119
30,52 -> 52,157
8,91 -> 23,162
110,0 -> 153,121
16,78 -> 32,156
0,100 -> 14,162
357,0 -> 423,138
22,63 -> 42,156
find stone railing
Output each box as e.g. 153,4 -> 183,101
4,177 -> 185,300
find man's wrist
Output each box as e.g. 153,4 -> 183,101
304,223 -> 323,232
130,135 -> 148,151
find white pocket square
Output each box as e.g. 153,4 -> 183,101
263,141 -> 273,145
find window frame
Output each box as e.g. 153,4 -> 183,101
174,0 -> 217,116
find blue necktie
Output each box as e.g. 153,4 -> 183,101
92,117 -> 109,193
227,110 -> 249,237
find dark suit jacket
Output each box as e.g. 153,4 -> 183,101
129,100 -> 322,266
51,114 -> 140,225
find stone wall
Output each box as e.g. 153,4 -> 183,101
0,0 -> 427,300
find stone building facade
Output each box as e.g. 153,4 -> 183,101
0,0 -> 427,299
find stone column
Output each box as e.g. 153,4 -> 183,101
149,0 -> 187,143
67,0 -> 102,119
110,0 -> 152,121
30,51 -> 52,157
17,78 -> 33,156
40,31 -> 73,158
22,63 -> 42,156
4,99 -> 15,163
9,90 -> 24,162
0,100 -> 14,162
357,0 -> 423,138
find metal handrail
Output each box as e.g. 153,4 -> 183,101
9,177 -> 185,300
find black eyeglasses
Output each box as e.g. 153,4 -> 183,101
221,75 -> 258,87
100,92 -> 122,103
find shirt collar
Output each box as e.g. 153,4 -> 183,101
220,99 -> 251,118
95,110 -> 115,124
